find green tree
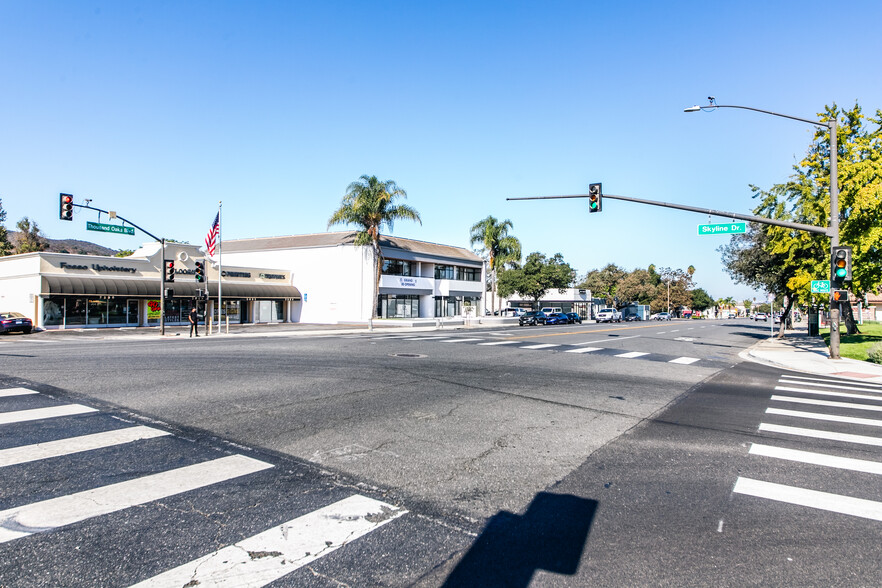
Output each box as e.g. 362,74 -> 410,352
0,198 -> 12,256
691,288 -> 715,312
497,252 -> 575,307
655,267 -> 695,315
328,175 -> 421,320
577,264 -> 627,304
469,216 -> 521,314
14,217 -> 46,254
115,249 -> 135,257
616,267 -> 661,307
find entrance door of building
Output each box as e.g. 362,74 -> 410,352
127,300 -> 140,325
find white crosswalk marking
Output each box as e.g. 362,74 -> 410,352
440,338 -> 484,343
0,388 -> 39,398
477,341 -> 518,346
669,357 -> 699,365
758,423 -> 882,447
0,404 -> 98,425
616,351 -> 648,359
766,407 -> 882,428
778,377 -> 882,392
770,395 -> 882,413
749,443 -> 882,475
775,385 -> 882,402
0,426 -> 171,468
128,494 -> 406,588
564,347 -> 602,354
733,477 -> 882,522
0,454 -> 273,544
520,344 -> 559,350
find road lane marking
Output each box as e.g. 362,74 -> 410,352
775,385 -> 882,402
766,407 -> 882,428
0,426 -> 171,468
669,357 -> 700,364
0,454 -> 273,544
733,477 -> 882,522
564,347 -> 602,354
669,330 -> 680,332
440,338 -> 484,343
520,344 -> 559,350
778,377 -> 882,393
477,341 -> 518,346
758,423 -> 882,447
0,404 -> 98,425
127,494 -> 406,588
749,443 -> 882,475
770,395 -> 882,413
616,351 -> 648,359
571,335 -> 640,346
402,336 -> 450,341
0,388 -> 39,398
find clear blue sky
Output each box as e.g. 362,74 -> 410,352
2,1 -> 880,304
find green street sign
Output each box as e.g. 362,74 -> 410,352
697,222 -> 747,236
86,221 -> 135,236
811,280 -> 831,294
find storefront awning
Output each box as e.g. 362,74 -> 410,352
41,276 -> 302,300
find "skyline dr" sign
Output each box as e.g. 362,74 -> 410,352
697,222 -> 747,236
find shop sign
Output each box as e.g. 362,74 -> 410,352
147,300 -> 161,319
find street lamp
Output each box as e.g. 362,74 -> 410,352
685,98 -> 842,358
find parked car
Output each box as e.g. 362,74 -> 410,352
519,311 -> 547,326
624,314 -> 641,322
595,308 -> 622,323
754,312 -> 768,321
654,312 -> 671,321
728,313 -> 737,319
0,312 -> 33,334
566,312 -> 582,324
545,312 -> 570,325
540,307 -> 563,316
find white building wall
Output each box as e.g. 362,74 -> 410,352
0,254 -> 43,324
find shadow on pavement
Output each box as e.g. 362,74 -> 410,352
442,492 -> 597,587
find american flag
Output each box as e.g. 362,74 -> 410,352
205,213 -> 219,256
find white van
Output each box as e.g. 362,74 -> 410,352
540,307 -> 562,315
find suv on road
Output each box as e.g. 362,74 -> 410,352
595,308 -> 622,323
519,311 -> 547,326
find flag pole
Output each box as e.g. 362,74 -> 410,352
218,201 -> 223,331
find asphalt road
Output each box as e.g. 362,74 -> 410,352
3,319 -> 878,586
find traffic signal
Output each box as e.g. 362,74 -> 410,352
194,261 -> 205,282
59,193 -> 74,221
832,289 -> 849,302
588,183 -> 602,213
165,260 -> 175,283
831,246 -> 852,283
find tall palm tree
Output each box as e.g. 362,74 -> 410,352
469,216 -> 521,314
328,175 -> 421,320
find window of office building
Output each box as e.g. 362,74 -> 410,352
434,265 -> 455,280
456,266 -> 480,282
377,294 -> 419,318
382,259 -> 414,276
434,295 -> 481,317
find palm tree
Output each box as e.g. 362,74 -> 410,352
469,216 -> 521,315
328,175 -> 421,321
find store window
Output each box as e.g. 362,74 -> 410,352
434,265 -> 455,280
377,295 -> 419,318
382,259 -> 414,276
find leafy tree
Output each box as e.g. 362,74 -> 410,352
497,252 -> 575,307
469,216 -> 521,314
655,267 -> 694,315
115,249 -> 135,257
328,175 -> 421,319
577,264 -> 627,304
743,299 -> 753,314
616,267 -> 661,307
14,217 -> 46,254
0,198 -> 11,256
691,288 -> 715,312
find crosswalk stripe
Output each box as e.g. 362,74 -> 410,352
0,426 -> 171,468
0,404 -> 98,425
749,443 -> 882,475
758,423 -> 882,447
766,407 -> 882,428
0,388 -> 39,398
770,395 -> 882,413
669,357 -> 700,365
403,336 -> 450,341
477,341 -> 518,346
564,347 -> 602,354
128,494 -> 406,588
0,454 -> 273,544
616,351 -> 648,359
520,344 -> 559,350
779,377 -> 882,392
775,385 -> 882,402
733,476 -> 882,522
440,338 -> 484,343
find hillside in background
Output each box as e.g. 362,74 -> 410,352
9,231 -> 118,256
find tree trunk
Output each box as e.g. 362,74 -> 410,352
776,295 -> 794,339
843,301 -> 861,335
371,241 -> 381,320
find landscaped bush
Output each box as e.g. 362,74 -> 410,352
868,342 -> 882,364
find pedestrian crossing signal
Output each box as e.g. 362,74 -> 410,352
588,183 -> 602,213
195,261 -> 205,282
832,289 -> 849,302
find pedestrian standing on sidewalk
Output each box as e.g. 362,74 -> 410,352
189,305 -> 199,337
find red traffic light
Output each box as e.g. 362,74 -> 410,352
59,193 -> 74,221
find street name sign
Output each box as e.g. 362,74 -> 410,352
87,221 -> 135,236
697,222 -> 747,236
811,280 -> 831,294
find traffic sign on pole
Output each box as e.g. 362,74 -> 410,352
811,280 -> 831,294
697,222 -> 746,235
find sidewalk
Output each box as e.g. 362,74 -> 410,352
741,324 -> 882,384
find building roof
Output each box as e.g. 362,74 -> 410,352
222,231 -> 483,264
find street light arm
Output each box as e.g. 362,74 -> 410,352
685,103 -> 831,129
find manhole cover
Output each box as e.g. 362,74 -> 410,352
390,353 -> 426,358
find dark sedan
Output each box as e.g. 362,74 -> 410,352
0,312 -> 33,334
566,312 -> 582,324
519,311 -> 547,326
545,312 -> 570,325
